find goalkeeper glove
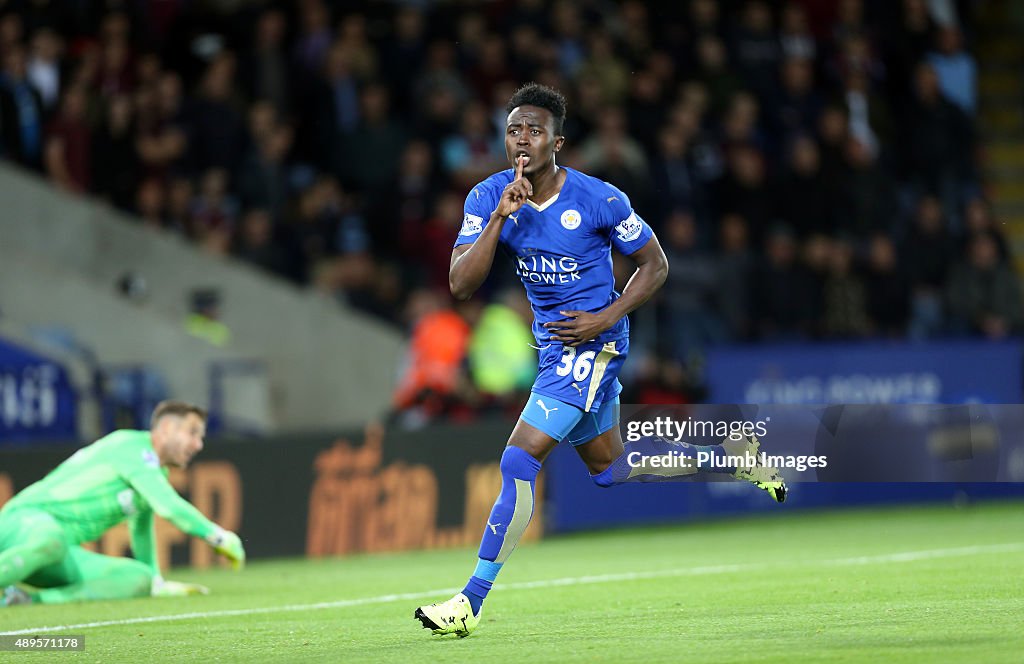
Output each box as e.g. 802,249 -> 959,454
205,527 -> 246,569
151,576 -> 210,597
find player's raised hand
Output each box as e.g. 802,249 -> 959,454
495,155 -> 533,218
544,310 -> 614,346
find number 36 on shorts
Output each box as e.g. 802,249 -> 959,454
555,347 -> 596,382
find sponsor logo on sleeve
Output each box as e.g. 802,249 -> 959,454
461,213 -> 484,236
142,449 -> 160,468
615,212 -> 643,242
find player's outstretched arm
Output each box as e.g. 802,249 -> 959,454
545,233 -> 669,345
450,156 -> 533,300
126,470 -> 245,568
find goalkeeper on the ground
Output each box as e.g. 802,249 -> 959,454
0,400 -> 245,606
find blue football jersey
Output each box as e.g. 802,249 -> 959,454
456,167 -> 653,346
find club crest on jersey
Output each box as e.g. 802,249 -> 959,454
615,212 -> 643,242
560,209 -> 582,230
461,213 -> 483,236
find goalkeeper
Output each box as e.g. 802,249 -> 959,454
0,400 -> 245,606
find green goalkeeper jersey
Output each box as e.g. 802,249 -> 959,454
1,430 -> 219,571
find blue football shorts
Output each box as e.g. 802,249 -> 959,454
520,337 -> 628,445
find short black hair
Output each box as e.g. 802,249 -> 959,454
506,82 -> 567,135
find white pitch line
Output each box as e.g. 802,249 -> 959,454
828,542 -> 1024,566
2,541 -> 1021,636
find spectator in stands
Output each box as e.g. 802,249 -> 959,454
802,233 -> 832,331
839,69 -> 893,158
685,0 -> 723,53
659,209 -> 726,361
184,52 -> 246,174
772,56 -> 821,139
378,139 -> 438,259
440,100 -> 503,189
234,208 -> 291,280
947,233 -> 1024,338
467,289 -> 536,399
94,13 -> 134,98
0,13 -> 24,60
864,233 -> 911,337
717,213 -> 754,340
903,62 -> 972,218
577,30 -> 629,106
303,40 -> 360,170
837,136 -> 898,238
577,106 -> 650,210
26,27 -> 61,112
236,101 -> 291,221
831,0 -> 870,51
240,8 -> 290,116
719,90 -> 766,154
134,73 -> 187,180
779,2 -> 817,61
44,85 -> 91,193
134,177 -> 166,229
830,32 -> 885,90
649,120 -> 701,225
336,83 -> 406,195
550,0 -> 587,80
413,40 -> 469,119
716,144 -> 773,245
695,35 -> 742,117
927,26 -> 977,115
190,168 -> 238,239
730,0 -> 780,103
751,226 -> 816,340
467,35 -> 513,104
821,237 -> 870,338
380,7 -> 426,112
184,288 -> 231,347
625,67 -> 665,155
392,289 -> 471,413
963,196 -> 1011,262
91,93 -> 139,210
165,176 -> 195,237
619,0 -> 654,67
776,135 -> 833,238
335,14 -> 378,83
816,104 -> 851,189
408,191 -> 464,292
904,195 -> 955,339
292,0 -> 333,81
884,0 -> 937,108
289,175 -> 345,282
333,187 -> 371,263
0,45 -> 44,169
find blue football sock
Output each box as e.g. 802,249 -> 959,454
463,446 -> 541,614
463,560 -> 500,615
592,436 -> 736,487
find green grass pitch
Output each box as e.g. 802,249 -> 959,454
2,501 -> 1022,663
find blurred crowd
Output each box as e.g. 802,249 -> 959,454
0,0 -> 1015,414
